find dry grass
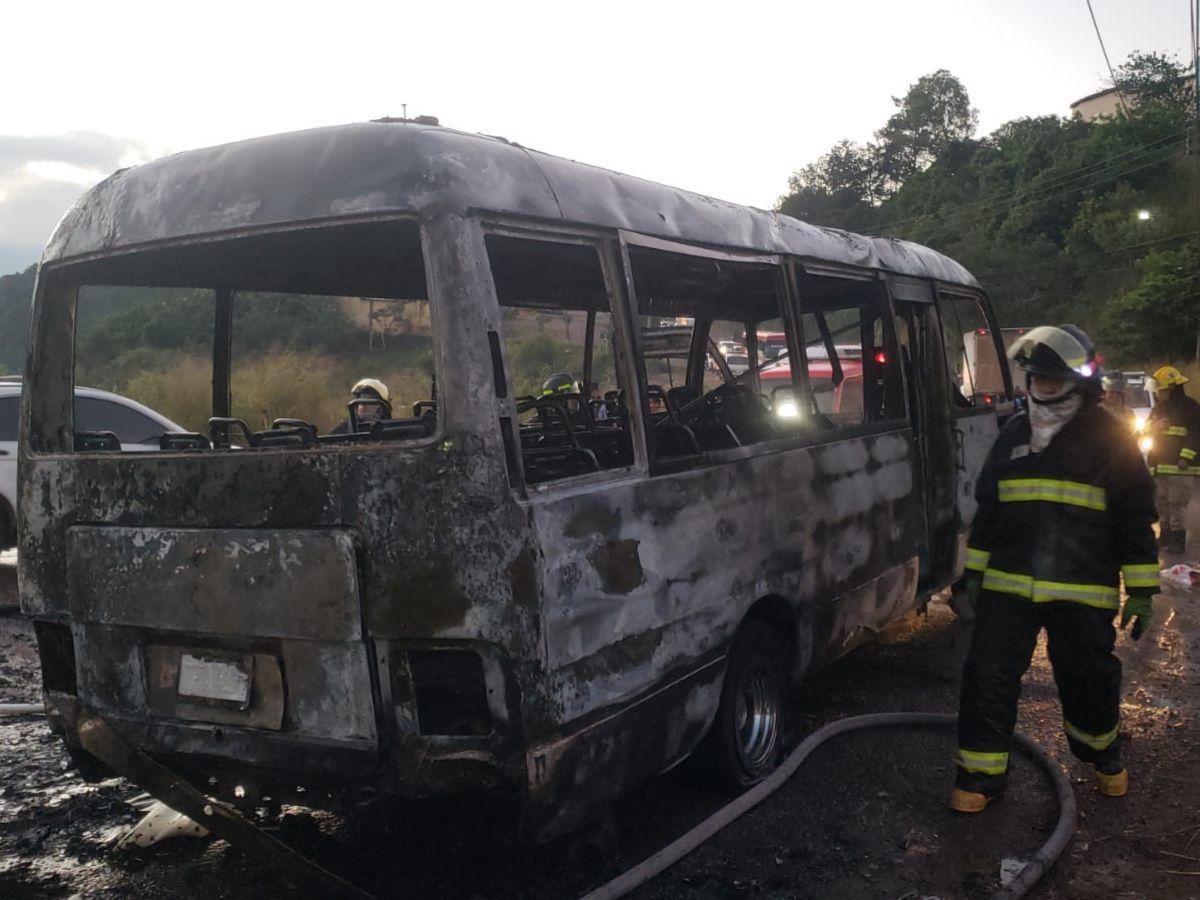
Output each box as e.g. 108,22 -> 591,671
117,351 -> 434,435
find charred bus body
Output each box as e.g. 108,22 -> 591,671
19,121 -> 1012,839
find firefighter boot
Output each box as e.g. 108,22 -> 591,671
950,772 -> 1005,813
949,788 -> 993,813
1095,761 -> 1129,797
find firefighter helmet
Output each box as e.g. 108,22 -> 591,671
541,373 -> 580,396
1008,325 -> 1097,381
1152,365 -> 1189,389
351,378 -> 390,402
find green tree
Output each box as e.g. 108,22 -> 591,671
875,69 -> 978,191
778,140 -> 881,229
0,266 -> 37,373
1113,51 -> 1192,124
1101,242 -> 1200,362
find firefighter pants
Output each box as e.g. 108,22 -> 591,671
1155,475 -> 1194,535
955,591 -> 1121,794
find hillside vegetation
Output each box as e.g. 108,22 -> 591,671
777,52 -> 1199,366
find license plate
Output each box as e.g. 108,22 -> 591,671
178,653 -> 253,707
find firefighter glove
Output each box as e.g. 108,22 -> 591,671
1120,590 -> 1154,641
966,571 -> 983,606
950,572 -> 983,620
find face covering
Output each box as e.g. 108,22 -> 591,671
1027,378 -> 1083,453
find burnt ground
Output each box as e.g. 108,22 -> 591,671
0,558 -> 1198,899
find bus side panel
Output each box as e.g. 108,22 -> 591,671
951,409 -> 1000,572
522,428 -> 920,837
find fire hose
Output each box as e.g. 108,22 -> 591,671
581,712 -> 1077,900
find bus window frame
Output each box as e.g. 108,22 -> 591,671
481,220 -> 651,496
935,284 -> 1013,414
28,214 -> 447,458
792,265 -> 911,434
618,231 -> 815,474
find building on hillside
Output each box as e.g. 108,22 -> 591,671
1070,72 -> 1196,121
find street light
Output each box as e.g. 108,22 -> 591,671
1137,209 -> 1152,221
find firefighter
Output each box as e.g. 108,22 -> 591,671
330,378 -> 392,435
952,325 -> 1158,813
541,373 -> 581,397
1100,371 -> 1128,417
1145,365 -> 1200,554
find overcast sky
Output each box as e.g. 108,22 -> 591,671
0,0 -> 1193,274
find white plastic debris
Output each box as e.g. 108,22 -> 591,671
999,857 -> 1026,886
1160,564 -> 1200,588
115,799 -> 209,849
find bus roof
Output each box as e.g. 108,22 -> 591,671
42,121 -> 979,288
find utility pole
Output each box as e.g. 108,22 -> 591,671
1194,0 -> 1200,361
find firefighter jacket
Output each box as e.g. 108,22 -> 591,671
965,400 -> 1159,610
1147,386 -> 1200,476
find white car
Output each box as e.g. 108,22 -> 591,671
1123,371 -> 1156,431
724,353 -> 750,376
0,378 -> 184,548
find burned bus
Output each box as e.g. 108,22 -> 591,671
19,121 -> 1012,840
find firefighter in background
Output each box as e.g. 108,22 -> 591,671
1100,371 -> 1128,417
1146,365 -> 1200,554
330,378 -> 391,435
952,326 -> 1157,813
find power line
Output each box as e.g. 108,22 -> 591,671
878,143 -> 1186,237
975,231 -> 1197,289
877,129 -> 1188,234
971,230 -> 1198,275
1085,0 -> 1131,118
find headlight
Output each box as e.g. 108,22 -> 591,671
776,400 -> 800,419
1133,416 -> 1148,434
1140,435 -> 1154,452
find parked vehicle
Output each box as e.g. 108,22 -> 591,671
960,326 -> 1029,405
1124,371 -> 1156,432
19,121 -> 1011,841
0,378 -> 182,548
724,353 -> 750,376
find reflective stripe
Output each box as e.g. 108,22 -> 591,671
1155,464 -> 1197,476
1181,448 -> 1197,460
965,546 -> 990,573
956,748 -> 1009,775
982,568 -> 1120,609
1064,720 -> 1119,751
996,478 -> 1106,511
982,568 -> 1033,598
1122,563 -> 1160,589
1166,426 -> 1189,437
1030,579 -> 1120,608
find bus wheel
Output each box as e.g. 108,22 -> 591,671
711,621 -> 788,787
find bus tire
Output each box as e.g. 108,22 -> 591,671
708,621 -> 789,788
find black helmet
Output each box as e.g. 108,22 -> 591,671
1007,325 -> 1097,382
541,373 -> 580,396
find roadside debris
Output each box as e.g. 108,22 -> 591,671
998,857 -> 1027,886
1160,564 -> 1200,589
114,794 -> 209,850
